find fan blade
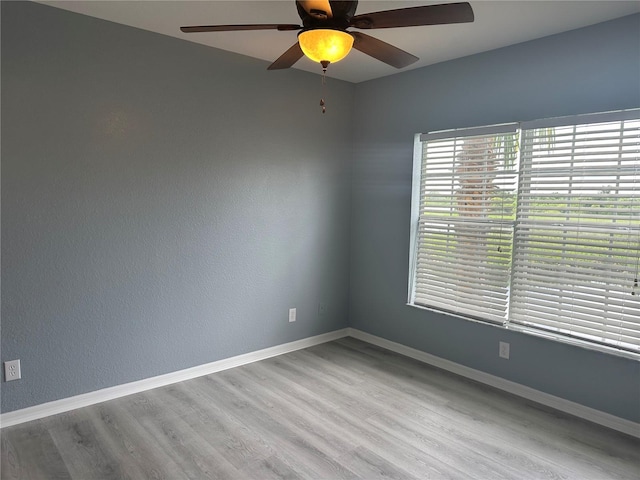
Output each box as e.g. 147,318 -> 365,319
268,42 -> 305,70
350,2 -> 474,29
180,24 -> 301,33
351,32 -> 418,69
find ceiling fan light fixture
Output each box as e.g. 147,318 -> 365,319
298,29 -> 354,65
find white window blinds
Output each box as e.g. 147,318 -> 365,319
412,124 -> 519,324
511,111 -> 640,353
411,110 -> 640,356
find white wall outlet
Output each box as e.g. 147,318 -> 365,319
318,302 -> 327,318
4,359 -> 21,381
289,308 -> 296,323
499,341 -> 510,359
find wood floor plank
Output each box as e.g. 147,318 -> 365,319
309,344 -> 574,477
244,354 -> 489,479
336,446 -> 422,480
0,420 -> 71,480
330,339 -> 640,479
175,381 -> 278,470
325,408 -> 474,480
257,354 -> 380,420
88,401 -> 187,479
132,408 -> 242,480
2,338 -> 639,479
43,410 -> 132,480
286,345 -> 531,479
193,373 -> 361,479
366,410 -> 565,480
239,455 -> 303,480
216,367 -> 359,459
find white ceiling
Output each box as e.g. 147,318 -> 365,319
40,1 -> 640,83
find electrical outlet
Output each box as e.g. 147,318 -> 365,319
4,360 -> 21,381
289,308 -> 297,323
499,342 -> 510,359
318,302 -> 327,318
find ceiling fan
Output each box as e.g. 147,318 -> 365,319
180,1 -> 474,71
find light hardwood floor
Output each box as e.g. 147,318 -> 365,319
1,337 -> 639,479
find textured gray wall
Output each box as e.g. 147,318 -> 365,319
349,14 -> 640,422
1,2 -> 354,412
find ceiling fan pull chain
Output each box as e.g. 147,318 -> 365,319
318,59 -> 333,114
320,65 -> 328,114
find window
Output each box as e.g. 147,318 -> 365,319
409,110 -> 640,356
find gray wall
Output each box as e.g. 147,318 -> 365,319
349,14 -> 640,422
1,1 -> 354,412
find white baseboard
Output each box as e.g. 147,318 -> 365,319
0,329 -> 350,429
3,327 -> 638,439
347,328 -> 640,439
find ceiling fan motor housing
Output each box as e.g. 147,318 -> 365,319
296,0 -> 358,32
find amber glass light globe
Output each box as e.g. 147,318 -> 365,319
298,29 -> 354,64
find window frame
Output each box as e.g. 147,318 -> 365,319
408,109 -> 640,360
